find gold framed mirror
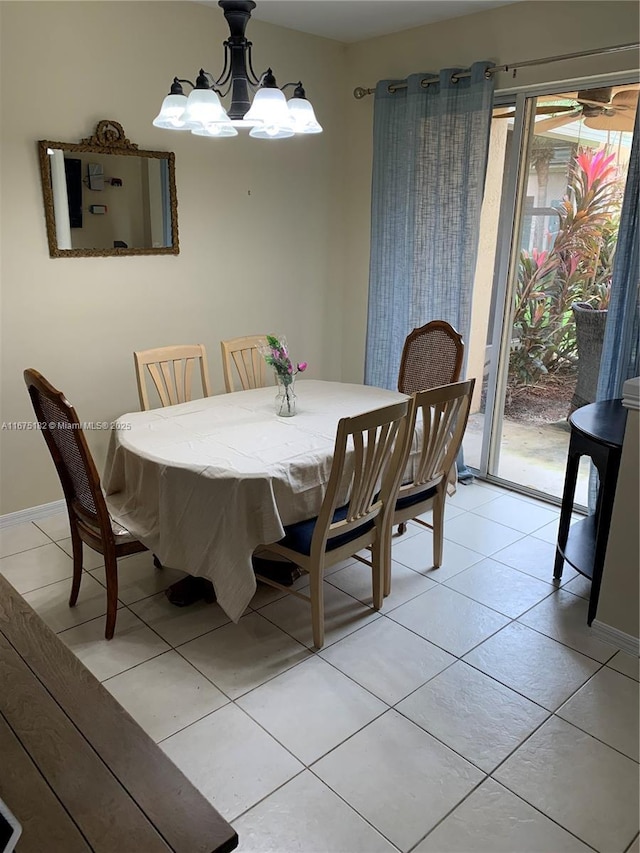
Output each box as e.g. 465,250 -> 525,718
38,120 -> 179,258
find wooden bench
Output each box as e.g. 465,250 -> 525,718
0,574 -> 238,853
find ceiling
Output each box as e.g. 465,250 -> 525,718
199,1 -> 519,44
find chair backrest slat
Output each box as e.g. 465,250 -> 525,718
400,379 -> 475,501
221,335 -> 268,393
398,320 -> 464,395
309,400 -> 410,560
134,345 -> 211,411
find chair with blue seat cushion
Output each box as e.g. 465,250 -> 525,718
388,379 -> 475,597
254,399 -> 411,648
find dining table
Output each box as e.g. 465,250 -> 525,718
104,380 -> 409,622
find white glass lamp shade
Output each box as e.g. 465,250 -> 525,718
191,122 -> 238,138
245,88 -> 294,139
152,94 -> 189,130
181,88 -> 230,131
288,97 -> 323,134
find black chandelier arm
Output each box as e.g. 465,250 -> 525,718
245,43 -> 262,87
214,42 -> 232,88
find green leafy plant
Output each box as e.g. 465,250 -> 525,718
510,147 -> 623,386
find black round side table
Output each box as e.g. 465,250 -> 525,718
554,398 -> 628,625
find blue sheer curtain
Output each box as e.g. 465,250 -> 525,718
596,107 -> 640,402
364,62 -> 495,390
587,107 -> 640,510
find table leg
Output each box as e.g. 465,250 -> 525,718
166,576 -> 216,607
554,441 -> 581,579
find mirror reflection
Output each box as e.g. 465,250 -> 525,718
38,120 -> 179,258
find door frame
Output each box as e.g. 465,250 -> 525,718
472,71 -> 639,505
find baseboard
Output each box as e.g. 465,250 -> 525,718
591,619 -> 640,656
0,500 -> 66,529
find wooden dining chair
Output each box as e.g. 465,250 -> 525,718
397,320 -> 465,531
134,344 -> 211,411
23,369 -> 148,639
254,399 -> 411,648
221,335 -> 268,393
398,320 -> 464,395
386,379 -> 475,596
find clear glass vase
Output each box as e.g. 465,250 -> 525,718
275,374 -> 296,417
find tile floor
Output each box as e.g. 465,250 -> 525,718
1,482 -> 638,853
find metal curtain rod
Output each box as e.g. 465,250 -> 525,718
353,42 -> 640,98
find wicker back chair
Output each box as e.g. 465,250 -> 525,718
134,344 -> 211,411
221,335 -> 269,393
398,320 -> 464,395
23,369 -> 147,639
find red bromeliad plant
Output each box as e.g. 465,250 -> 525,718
510,147 -> 623,386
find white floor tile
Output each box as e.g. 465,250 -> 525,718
237,656 -> 386,765
627,835 -> 640,853
561,573 -> 592,600
557,667 -> 639,761
57,537 -> 105,571
492,536 -> 576,584
494,716 -> 640,853
447,483 -> 503,510
312,710 -> 483,852
22,573 -> 117,633
442,514 -> 524,557
103,650 -> 228,742
258,581 -> 381,649
412,501 -> 465,525
0,521 -> 50,558
320,618 -> 455,705
234,770 -> 396,852
397,661 -> 548,772
531,518 -> 563,544
415,778 -> 592,852
607,651 -> 640,682
178,612 -> 310,699
389,585 -> 509,657
444,558 -> 555,619
471,494 -> 558,534
248,580 -> 288,609
34,513 -> 70,542
161,704 -> 303,821
58,608 -> 170,681
328,558 -> 436,613
518,589 -> 619,663
129,592 -> 230,647
248,567 -> 314,610
464,622 -> 601,711
90,552 -> 187,603
0,543 -> 73,594
392,528 -> 484,581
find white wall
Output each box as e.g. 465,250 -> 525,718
598,404 -> 639,642
340,1 -> 640,383
0,1 -> 346,513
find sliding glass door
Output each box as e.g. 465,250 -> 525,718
465,79 -> 638,505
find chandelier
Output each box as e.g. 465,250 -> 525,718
153,0 -> 322,139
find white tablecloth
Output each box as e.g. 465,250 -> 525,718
104,380 -> 407,621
